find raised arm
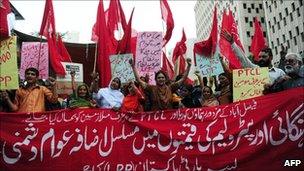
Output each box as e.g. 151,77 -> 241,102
70,70 -> 76,93
219,55 -> 232,74
45,77 -> 58,103
90,72 -> 99,93
221,30 -> 258,68
194,71 -> 204,89
175,58 -> 192,86
129,58 -> 147,89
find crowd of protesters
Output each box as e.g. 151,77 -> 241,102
0,32 -> 303,113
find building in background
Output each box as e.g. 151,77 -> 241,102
194,0 -> 268,59
263,0 -> 304,62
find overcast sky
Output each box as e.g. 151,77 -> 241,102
11,0 -> 197,51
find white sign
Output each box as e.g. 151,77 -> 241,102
56,62 -> 83,82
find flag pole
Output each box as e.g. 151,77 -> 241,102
37,35 -> 43,72
93,43 -> 98,73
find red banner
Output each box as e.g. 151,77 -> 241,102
1,88 -> 303,170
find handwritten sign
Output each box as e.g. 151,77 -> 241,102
195,53 -> 224,77
0,87 -> 303,170
56,62 -> 83,82
135,32 -> 162,73
20,42 -> 49,79
233,67 -> 270,101
0,36 -> 19,90
110,54 -> 134,83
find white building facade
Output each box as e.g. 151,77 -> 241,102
194,0 -> 267,58
263,0 -> 304,61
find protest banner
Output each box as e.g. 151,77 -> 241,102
195,52 -> 224,77
233,67 -> 270,101
135,32 -> 162,73
56,62 -> 83,82
1,87 -> 303,170
20,42 -> 49,79
110,54 -> 135,83
0,36 -> 19,90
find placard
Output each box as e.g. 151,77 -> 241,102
56,62 -> 83,82
110,54 -> 134,83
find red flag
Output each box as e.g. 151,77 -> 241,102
250,17 -> 267,61
0,0 -> 11,39
160,0 -> 174,47
91,9 -> 109,42
95,0 -> 115,87
39,0 -> 67,75
39,0 -> 56,37
161,51 -> 174,79
219,9 -> 243,69
193,6 -> 217,57
117,8 -> 134,54
172,29 -> 187,75
57,35 -> 72,62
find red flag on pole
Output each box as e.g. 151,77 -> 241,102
39,0 -> 67,75
250,17 -> 267,61
172,29 -> 187,75
117,8 -> 135,54
160,0 -> 174,47
193,6 -> 217,57
0,0 -> 11,39
95,0 -> 115,87
57,35 -> 72,62
219,9 -> 243,69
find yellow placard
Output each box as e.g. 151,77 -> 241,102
233,67 -> 270,102
0,36 -> 19,90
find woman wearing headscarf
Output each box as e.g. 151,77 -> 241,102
68,71 -> 95,108
129,58 -> 192,111
91,73 -> 124,110
121,81 -> 145,112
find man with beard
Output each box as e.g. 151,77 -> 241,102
2,67 -> 58,113
266,53 -> 304,93
221,30 -> 286,84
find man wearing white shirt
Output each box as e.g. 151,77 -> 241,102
221,30 -> 286,84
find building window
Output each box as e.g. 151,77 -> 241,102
294,37 -> 297,46
283,34 -> 286,42
274,1 -> 277,8
280,0 -> 283,4
279,13 -> 282,20
297,8 -> 300,17
248,8 -> 251,13
301,32 -> 304,42
251,4 -> 255,8
285,8 -> 288,16
248,46 -> 251,52
245,17 -> 249,23
271,41 -> 274,48
289,31 -> 292,39
274,16 -> 276,23
250,21 -> 253,27
247,31 -> 250,37
300,0 -> 303,6
287,40 -> 290,48
296,26 -> 299,35
272,26 -> 275,33
290,13 -> 294,21
292,2 -> 295,11
259,4 -> 263,9
278,22 -> 281,30
256,8 -> 259,13
243,3 -> 247,9
263,32 -> 266,37
261,17 -> 265,23
283,18 -> 287,26
275,47 -> 278,55
276,38 -> 280,46
268,21 -> 271,26
269,6 -> 272,12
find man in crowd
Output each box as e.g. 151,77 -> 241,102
266,53 -> 304,93
2,67 -> 58,113
221,30 -> 286,84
